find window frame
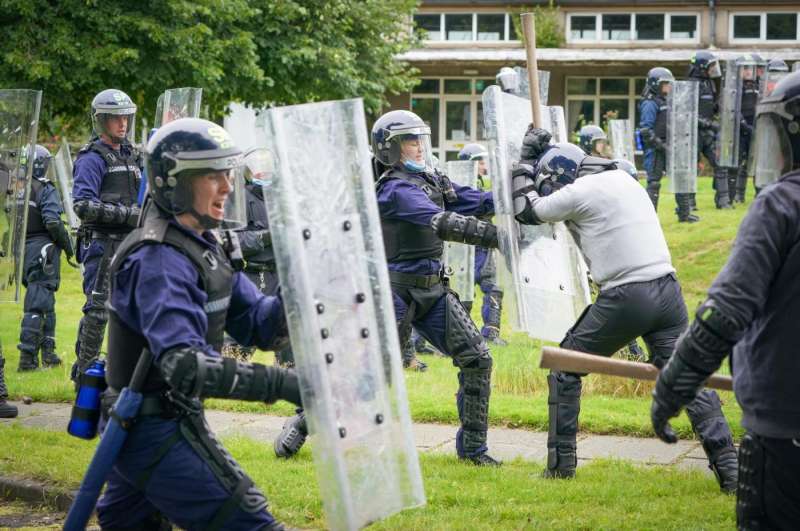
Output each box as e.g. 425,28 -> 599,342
729,11 -> 800,44
414,12 -> 515,43
566,12 -> 700,44
564,76 -> 644,148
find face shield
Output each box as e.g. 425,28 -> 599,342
220,165 -> 247,229
707,59 -> 722,79
243,147 -> 275,186
496,67 -> 519,93
391,129 -> 435,173
659,80 -> 673,96
752,110 -> 793,188
93,106 -> 137,145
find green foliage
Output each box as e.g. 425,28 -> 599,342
0,0 -> 419,137
510,1 -> 565,48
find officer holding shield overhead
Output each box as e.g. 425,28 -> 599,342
373,110 -> 502,466
93,117 -> 299,530
72,89 -> 142,377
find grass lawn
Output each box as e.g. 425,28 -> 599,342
0,424 -> 736,529
1,178 -> 749,439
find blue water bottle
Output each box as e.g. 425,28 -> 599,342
68,360 -> 107,440
635,129 -> 644,151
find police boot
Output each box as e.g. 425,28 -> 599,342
686,390 -> 739,494
646,181 -> 661,211
482,290 -> 507,346
675,194 -> 700,223
457,360 -> 500,467
544,372 -> 581,479
713,173 -> 733,209
402,339 -> 427,372
690,193 -> 698,211
734,170 -> 748,204
727,172 -> 738,204
17,312 -> 42,371
40,312 -> 61,368
274,410 -> 308,458
0,357 -> 19,419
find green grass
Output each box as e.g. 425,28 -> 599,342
0,424 -> 735,529
1,177 -> 749,439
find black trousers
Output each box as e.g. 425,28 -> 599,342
737,432 -> 800,530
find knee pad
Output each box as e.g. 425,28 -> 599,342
547,372 -> 582,441
444,291 -> 489,365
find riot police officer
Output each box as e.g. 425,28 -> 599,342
731,55 -> 761,204
17,145 -> 73,371
688,51 -> 731,209
458,143 -> 506,346
639,67 -> 699,222
652,72 -> 800,528
94,118 -> 299,529
578,125 -> 608,157
512,140 -> 737,489
72,89 -> 142,376
374,110 -> 501,466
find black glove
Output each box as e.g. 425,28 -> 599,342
45,220 -> 74,259
520,125 -> 552,161
126,205 -> 141,228
511,163 -> 542,225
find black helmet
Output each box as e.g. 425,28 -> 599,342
534,143 -> 586,194
371,110 -> 433,172
91,89 -> 137,144
30,144 -> 52,181
146,118 -> 243,229
644,67 -> 674,97
752,72 -> 800,184
768,58 -> 789,73
578,125 -> 607,155
458,143 -> 488,161
689,51 -> 721,79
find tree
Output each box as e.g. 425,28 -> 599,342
0,0 -> 419,138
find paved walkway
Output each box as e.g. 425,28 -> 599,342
1,402 -> 713,473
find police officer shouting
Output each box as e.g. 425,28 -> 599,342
512,138 -> 737,488
652,72 -> 800,529
72,89 -> 141,376
94,118 -> 299,530
17,145 -> 73,371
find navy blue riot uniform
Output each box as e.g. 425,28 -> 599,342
72,89 -> 142,375
92,118 -> 300,530
17,145 -> 73,371
731,77 -> 759,203
652,71 -> 800,530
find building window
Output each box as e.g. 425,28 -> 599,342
565,77 -> 644,139
414,13 -> 514,42
731,13 -> 800,42
410,77 -> 493,161
567,13 -> 699,43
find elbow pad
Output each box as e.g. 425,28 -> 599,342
431,211 -> 498,249
158,347 -> 302,406
74,199 -> 139,227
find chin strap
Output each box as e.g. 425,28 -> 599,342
188,206 -> 221,230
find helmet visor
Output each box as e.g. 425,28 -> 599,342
707,60 -> 722,79
243,147 -> 275,183
752,112 -> 792,188
395,132 -> 435,172
94,110 -> 136,144
221,165 -> 247,229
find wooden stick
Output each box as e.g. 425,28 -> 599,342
540,346 -> 733,392
520,13 -> 543,128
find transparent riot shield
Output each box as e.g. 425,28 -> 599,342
609,119 -> 635,163
513,66 -> 550,105
794,62 -> 800,73
718,60 -> 742,168
482,85 -> 590,342
0,89 -> 42,303
667,80 -> 699,193
443,160 -> 477,303
224,102 -> 260,153
153,87 -> 203,128
254,98 -> 424,530
53,139 -> 79,230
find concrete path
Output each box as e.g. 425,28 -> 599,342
1,402 -> 713,473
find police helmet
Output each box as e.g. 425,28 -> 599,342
535,143 -> 586,193
578,125 -> 607,155
496,67 -> 520,94
689,51 -> 721,79
371,110 -> 434,173
458,143 -> 488,161
645,67 -> 675,97
30,144 -> 52,181
91,89 -> 137,145
768,58 -> 789,73
146,118 -> 243,229
752,71 -> 800,182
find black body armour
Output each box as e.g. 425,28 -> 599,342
377,168 -> 446,262
77,140 -> 142,232
25,179 -> 50,237
740,80 -> 759,126
653,96 -> 668,141
105,209 -> 234,392
243,183 -> 273,264
696,78 -> 718,123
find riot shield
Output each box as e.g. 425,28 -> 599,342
609,119 -> 635,163
224,102 -> 260,153
0,89 -> 42,303
794,62 -> 800,73
718,60 -> 742,168
760,71 -> 789,99
443,160 -> 477,303
667,80 -> 699,193
482,85 -> 591,342
254,98 -> 424,530
53,139 -> 79,230
153,87 -> 203,128
513,66 -> 550,105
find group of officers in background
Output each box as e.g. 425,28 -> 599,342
1,50 -> 798,529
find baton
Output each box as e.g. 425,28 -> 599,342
540,346 -> 733,392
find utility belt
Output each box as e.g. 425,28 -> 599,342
102,387 -> 180,420
244,262 -> 276,274
389,270 -> 443,289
